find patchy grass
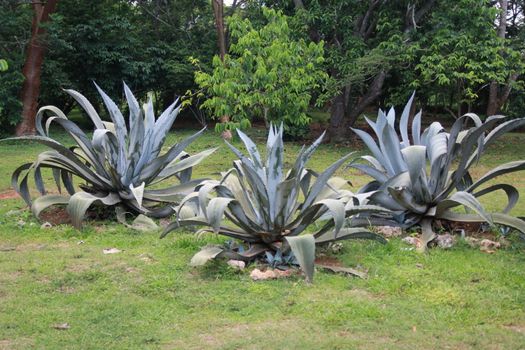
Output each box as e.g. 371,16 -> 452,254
0,127 -> 525,349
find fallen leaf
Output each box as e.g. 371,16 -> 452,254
52,323 -> 70,330
190,245 -> 223,267
103,248 -> 122,254
316,264 -> 368,279
139,253 -> 155,264
0,246 -> 16,252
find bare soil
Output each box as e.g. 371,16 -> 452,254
39,207 -> 70,225
0,190 -> 18,200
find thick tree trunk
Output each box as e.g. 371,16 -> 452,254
328,70 -> 386,142
348,70 -> 386,126
16,0 -> 58,136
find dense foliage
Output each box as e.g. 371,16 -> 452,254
8,83 -> 213,228
265,0 -> 525,140
0,0 -> 30,133
1,0 -> 524,136
195,8 -> 326,137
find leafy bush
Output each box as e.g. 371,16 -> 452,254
194,8 -> 327,133
350,93 -> 525,250
163,124 -> 387,281
0,61 -> 24,135
7,83 -> 214,228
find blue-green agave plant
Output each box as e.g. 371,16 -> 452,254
8,83 -> 215,228
350,93 -> 525,250
162,124 -> 388,282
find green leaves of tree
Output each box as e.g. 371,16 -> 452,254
195,8 -> 327,133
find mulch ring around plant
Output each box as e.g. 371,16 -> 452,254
39,207 -> 71,226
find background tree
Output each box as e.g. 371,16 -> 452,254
412,0 -> 522,118
0,0 -> 31,135
1,0 -> 524,138
16,0 -> 58,136
39,0 -> 216,117
286,0 -> 436,141
486,0 -> 524,116
195,8 -> 327,138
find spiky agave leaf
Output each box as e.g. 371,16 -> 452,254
163,124 -> 389,281
351,93 -> 525,249
5,83 -> 214,228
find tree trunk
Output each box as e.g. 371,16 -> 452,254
328,71 -> 386,142
487,0 -> 514,116
16,0 -> 59,136
328,91 -> 347,142
212,0 -> 226,61
211,0 -> 231,139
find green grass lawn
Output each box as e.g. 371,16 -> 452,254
1,127 -> 525,349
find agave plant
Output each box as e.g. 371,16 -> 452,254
162,124 -> 388,282
8,83 -> 215,228
350,93 -> 525,249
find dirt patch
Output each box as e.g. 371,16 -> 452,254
14,243 -> 48,252
66,262 -> 93,274
0,271 -> 23,283
162,319 -> 299,349
0,190 -> 19,200
504,323 -> 525,334
347,288 -> 381,301
0,337 -> 34,349
57,285 -> 76,294
315,256 -> 343,267
435,219 -> 484,235
39,207 -> 71,225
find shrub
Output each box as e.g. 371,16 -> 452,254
194,8 -> 327,133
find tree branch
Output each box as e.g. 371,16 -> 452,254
347,70 -> 386,124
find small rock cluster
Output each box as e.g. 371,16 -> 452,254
400,232 -> 504,253
375,226 -> 402,238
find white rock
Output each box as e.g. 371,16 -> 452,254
402,236 -> 422,248
436,233 -> 454,249
227,260 -> 245,270
41,222 -> 52,229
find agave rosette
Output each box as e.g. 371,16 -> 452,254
163,124 -> 388,281
9,83 -> 214,228
351,93 -> 525,248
